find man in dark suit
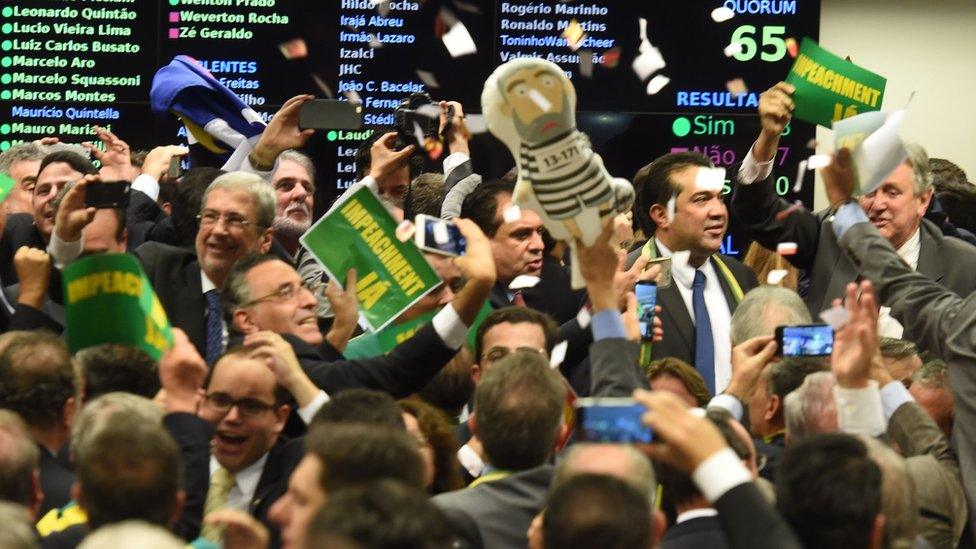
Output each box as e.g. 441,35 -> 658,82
731,82 -> 976,324
629,152 -> 759,395
433,350 -> 565,549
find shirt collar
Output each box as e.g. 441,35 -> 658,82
201,270 -> 217,294
895,227 -> 921,270
655,238 -> 711,289
210,452 -> 269,498
676,508 -> 719,524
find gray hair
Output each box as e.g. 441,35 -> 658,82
278,149 -> 316,182
783,371 -> 837,440
879,338 -> 918,360
0,502 -> 37,549
201,171 -> 276,228
71,392 -> 163,457
0,142 -> 49,176
730,286 -> 812,345
904,142 -> 933,195
911,358 -> 949,389
553,443 -> 657,506
78,520 -> 184,549
860,436 -> 918,549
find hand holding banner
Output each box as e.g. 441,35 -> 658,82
63,254 -> 173,360
786,38 -> 887,128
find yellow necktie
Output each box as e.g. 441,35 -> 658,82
201,466 -> 236,542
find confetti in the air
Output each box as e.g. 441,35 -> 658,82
793,159 -> 807,193
310,73 -> 334,99
452,0 -> 482,14
343,90 -> 362,105
563,19 -> 587,51
278,38 -> 307,60
368,33 -> 383,48
695,167 -> 726,191
786,37 -> 799,58
503,204 -> 523,223
766,269 -> 789,285
807,154 -> 832,170
415,103 -> 441,120
578,49 -> 594,78
412,121 -> 426,148
576,307 -> 592,329
646,74 -> 670,95
550,341 -> 568,369
819,304 -> 851,330
806,138 -> 818,149
632,46 -> 666,81
442,21 -> 477,57
777,242 -> 798,256
509,275 -> 542,290
724,41 -> 744,57
464,114 -> 488,134
416,70 -> 440,89
726,78 -> 748,97
395,220 -> 415,242
601,47 -> 622,68
424,136 -> 444,160
711,6 -> 735,22
774,200 -> 804,222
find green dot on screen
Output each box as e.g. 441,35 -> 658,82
1,41 -> 11,51
672,117 -> 691,137
169,0 -> 180,5
0,124 -> 8,134
1,58 -> 10,67
327,130 -> 338,141
1,24 -> 12,34
0,75 -> 9,85
0,141 -> 10,151
0,91 -> 10,100
2,7 -> 12,17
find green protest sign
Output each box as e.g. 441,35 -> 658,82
0,173 -> 13,203
62,254 -> 173,360
785,37 -> 886,128
301,184 -> 441,332
343,302 -> 493,359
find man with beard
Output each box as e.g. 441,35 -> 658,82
270,150 -> 331,320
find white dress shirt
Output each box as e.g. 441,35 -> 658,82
656,239 -> 733,393
675,508 -> 719,525
209,453 -> 268,512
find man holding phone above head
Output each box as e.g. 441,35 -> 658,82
731,82 -> 976,328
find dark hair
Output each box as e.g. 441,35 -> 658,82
632,152 -> 713,236
312,389 -> 405,429
460,175 -> 516,237
416,345 -> 475,418
406,172 -> 445,219
646,358 -> 710,407
38,151 -> 98,178
929,158 -> 968,191
776,433 -> 882,549
306,479 -> 454,549
172,167 -> 224,247
354,128 -> 393,180
220,253 -> 282,324
0,331 -> 76,428
936,181 -> 976,235
305,423 -> 425,493
474,350 -> 564,470
75,415 -> 181,529
474,307 -> 559,363
543,474 -> 652,549
765,356 -> 828,401
76,344 -> 160,401
0,411 -> 39,507
398,398 -> 464,494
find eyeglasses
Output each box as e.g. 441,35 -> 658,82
205,393 -> 276,418
197,210 -> 256,231
484,346 -> 548,364
241,279 -> 324,308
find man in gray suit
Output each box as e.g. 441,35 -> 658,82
819,146 -> 976,542
732,82 -> 976,325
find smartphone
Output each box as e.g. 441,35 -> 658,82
635,281 -> 657,342
167,155 -> 183,179
85,181 -> 131,209
298,99 -> 363,130
414,214 -> 466,257
776,324 -> 834,357
575,397 -> 653,443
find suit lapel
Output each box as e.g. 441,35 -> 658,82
657,282 -> 695,353
916,222 -> 944,283
177,262 -> 208,355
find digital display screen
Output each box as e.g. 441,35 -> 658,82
635,281 -> 657,340
420,216 -> 466,256
0,0 -> 819,253
781,324 -> 834,356
578,401 -> 653,443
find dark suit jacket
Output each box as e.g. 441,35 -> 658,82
837,221 -> 976,534
133,242 -> 208,357
662,515 -> 731,549
521,256 -> 587,325
38,445 -> 74,517
2,284 -> 65,333
251,438 -> 304,548
165,412 -> 214,541
432,464 -> 553,549
625,242 -> 758,367
713,482 -> 801,549
732,171 -> 976,314
0,213 -> 46,285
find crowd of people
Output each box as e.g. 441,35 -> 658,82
1,80 -> 975,549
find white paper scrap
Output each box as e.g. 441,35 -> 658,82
806,154 -> 832,170
503,204 -> 522,223
724,42 -> 744,57
777,242 -> 798,256
509,275 -> 542,290
442,21 -> 477,57
646,74 -> 670,95
416,70 -> 440,89
550,340 -> 568,369
576,307 -> 592,329
711,7 -> 735,22
766,269 -> 788,285
695,167 -> 726,191
819,304 -> 851,330
632,46 -> 666,81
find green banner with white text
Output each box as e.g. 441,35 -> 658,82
62,254 -> 173,360
301,184 -> 441,332
786,37 -> 886,128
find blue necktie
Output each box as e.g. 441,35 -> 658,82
692,270 -> 716,395
204,289 -> 223,365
